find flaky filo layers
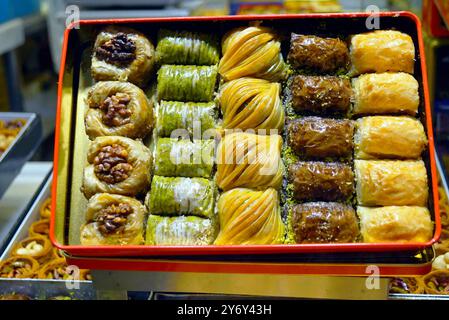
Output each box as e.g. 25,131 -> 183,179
85,81 -> 153,139
219,77 -> 284,133
216,132 -> 284,191
219,26 -> 288,82
214,188 -> 284,245
91,26 -> 155,87
82,136 -> 152,199
80,193 -> 146,245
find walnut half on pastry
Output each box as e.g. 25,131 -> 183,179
85,81 -> 153,139
91,26 -> 155,87
82,136 -> 152,198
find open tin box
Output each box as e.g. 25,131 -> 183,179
51,12 -> 442,261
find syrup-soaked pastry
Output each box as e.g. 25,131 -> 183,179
288,117 -> 354,159
91,26 -> 155,87
85,81 -> 153,139
82,136 -> 151,198
354,160 -> 428,206
214,188 -> 284,245
80,193 -> 145,245
287,34 -> 349,73
289,75 -> 351,115
354,116 -> 427,159
219,26 -> 288,82
349,30 -> 415,76
290,202 -> 359,244
156,29 -> 219,65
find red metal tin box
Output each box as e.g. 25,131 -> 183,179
51,12 -> 441,258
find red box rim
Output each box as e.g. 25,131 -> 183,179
50,11 -> 442,258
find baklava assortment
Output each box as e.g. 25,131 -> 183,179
77,23 -> 434,247
0,118 -> 26,156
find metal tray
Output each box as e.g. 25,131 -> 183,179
0,112 -> 42,199
0,173 -> 95,299
52,12 -> 441,259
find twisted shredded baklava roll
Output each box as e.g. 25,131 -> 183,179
82,136 -> 152,198
157,65 -> 217,102
349,30 -> 415,76
354,116 -> 427,159
352,72 -> 419,116
145,215 -> 215,245
146,176 -> 215,218
287,34 -> 349,73
290,202 -> 359,244
354,160 -> 428,206
216,133 -> 283,191
219,26 -> 288,82
156,29 -> 219,65
91,26 -> 155,87
422,270 -> 449,294
85,81 -> 153,139
214,188 -> 284,245
288,117 -> 354,159
357,206 -> 433,243
12,236 -> 53,263
288,161 -> 354,202
156,100 -> 217,138
80,193 -> 146,245
219,77 -> 284,133
154,138 -> 215,178
289,75 -> 351,115
0,256 -> 39,278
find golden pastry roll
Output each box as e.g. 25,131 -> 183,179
29,219 -> 50,237
357,206 -> 433,243
349,30 -> 415,76
219,26 -> 288,82
82,136 -> 152,198
80,193 -> 145,245
290,202 -> 359,244
85,81 -> 153,139
219,77 -> 284,133
422,270 -> 449,295
216,132 -> 284,191
146,215 -> 215,245
214,188 -> 284,245
287,34 -> 349,74
355,116 -> 427,159
0,256 -> 39,279
91,26 -> 155,87
389,277 -> 425,294
288,117 -> 354,159
352,72 -> 419,116
37,258 -> 89,280
354,160 -> 428,206
39,197 -> 51,219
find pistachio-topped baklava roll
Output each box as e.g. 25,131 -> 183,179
214,188 -> 284,245
154,138 -> 215,178
146,176 -> 215,218
82,136 -> 152,198
354,160 -> 428,206
219,26 -> 288,82
287,34 -> 350,74
157,65 -> 217,102
91,26 -> 155,87
290,202 -> 359,244
85,81 -> 153,139
80,193 -> 145,245
288,117 -> 354,159
0,256 -> 39,278
146,215 -> 215,245
216,133 -> 284,191
288,161 -> 354,202
219,77 -> 284,133
156,29 -> 219,65
352,72 -> 419,116
289,75 -> 351,115
349,30 -> 415,76
156,101 -> 217,138
354,116 -> 427,159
